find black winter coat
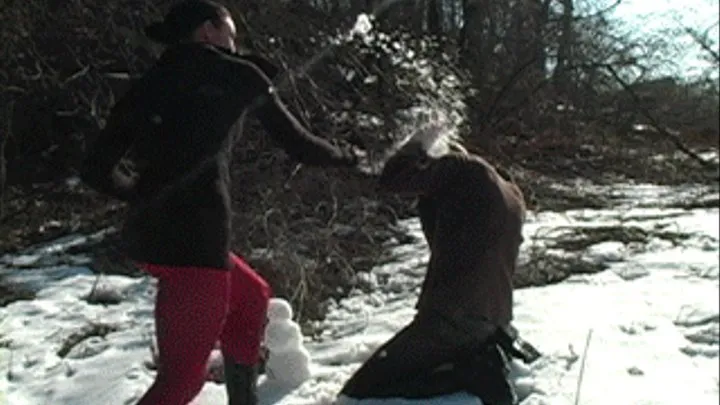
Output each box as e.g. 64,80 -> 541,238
81,43 -> 355,269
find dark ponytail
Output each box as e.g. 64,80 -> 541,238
143,0 -> 227,45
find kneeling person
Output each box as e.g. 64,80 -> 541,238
339,126 -> 527,405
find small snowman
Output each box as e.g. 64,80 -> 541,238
263,298 -> 312,387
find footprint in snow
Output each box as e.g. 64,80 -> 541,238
627,366 -> 644,376
63,335 -> 111,360
619,321 -> 657,335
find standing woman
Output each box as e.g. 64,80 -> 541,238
80,1 -> 362,404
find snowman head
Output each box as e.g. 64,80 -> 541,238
267,297 -> 293,321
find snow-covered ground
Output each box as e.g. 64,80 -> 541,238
0,183 -> 718,405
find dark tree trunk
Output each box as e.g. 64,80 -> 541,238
553,0 -> 574,94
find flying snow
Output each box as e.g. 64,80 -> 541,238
349,13 -> 374,38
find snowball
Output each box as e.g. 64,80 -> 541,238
350,13 -> 373,38
266,347 -> 312,386
268,298 -> 293,321
265,319 -> 303,353
364,75 -> 378,84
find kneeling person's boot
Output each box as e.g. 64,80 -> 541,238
224,362 -> 259,405
460,345 -> 517,405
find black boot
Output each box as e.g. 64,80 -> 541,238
224,362 -> 259,405
460,345 -> 517,405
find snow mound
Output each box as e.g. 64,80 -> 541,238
0,183 -> 717,405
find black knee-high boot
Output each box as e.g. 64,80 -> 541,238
224,362 -> 259,405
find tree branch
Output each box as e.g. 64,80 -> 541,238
603,63 -> 718,170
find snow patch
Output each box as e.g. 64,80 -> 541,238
349,14 -> 374,39
0,183 -> 718,405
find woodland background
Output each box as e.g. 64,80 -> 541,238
1,0 -> 718,325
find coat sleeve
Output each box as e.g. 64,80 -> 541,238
417,197 -> 437,247
238,53 -> 280,79
213,48 -> 355,167
79,91 -> 142,201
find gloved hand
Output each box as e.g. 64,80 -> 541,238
339,143 -> 381,179
336,133 -> 382,176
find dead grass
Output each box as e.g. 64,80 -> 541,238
514,222 -> 702,287
231,162 -> 405,324
0,183 -> 126,256
523,179 -> 609,211
498,129 -> 719,187
515,248 -> 609,288
666,196 -> 720,210
535,225 -> 694,252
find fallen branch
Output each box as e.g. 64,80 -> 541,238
574,328 -> 594,405
604,64 -> 718,171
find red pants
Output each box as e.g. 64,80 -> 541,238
135,253 -> 271,405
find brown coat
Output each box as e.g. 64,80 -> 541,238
339,150 -> 524,402
379,152 -> 526,329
